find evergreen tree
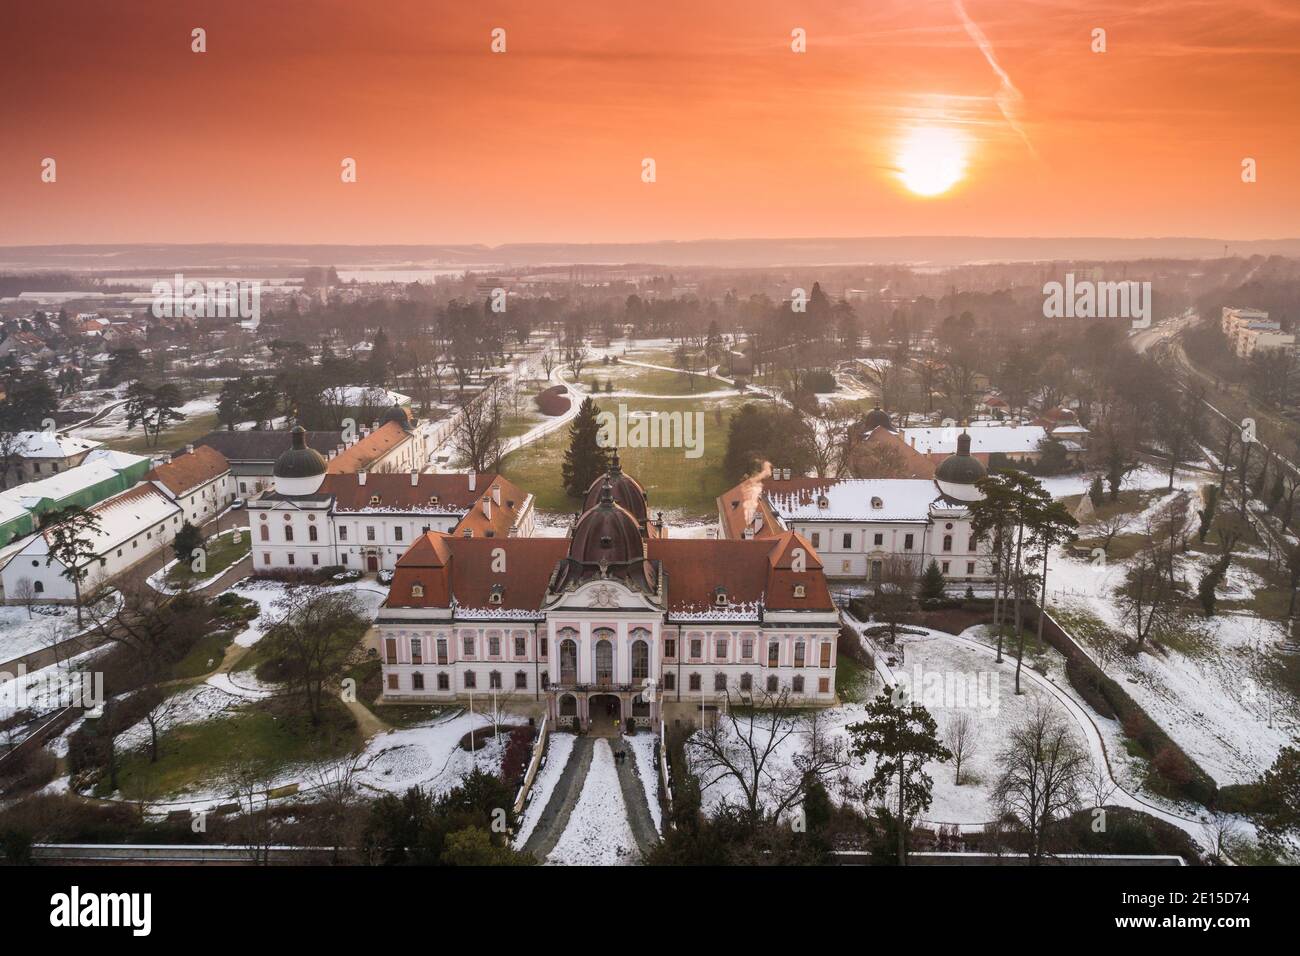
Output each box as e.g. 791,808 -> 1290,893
44,505 -> 103,625
1088,474 -> 1105,509
847,691 -> 951,865
172,521 -> 203,564
919,558 -> 946,601
561,397 -> 611,498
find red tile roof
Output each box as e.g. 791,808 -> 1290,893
324,421 -> 411,474
146,445 -> 229,497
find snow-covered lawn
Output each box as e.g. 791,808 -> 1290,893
354,710 -> 504,798
514,731 -> 575,846
215,577 -> 388,648
689,630 -> 1078,829
0,592 -> 122,665
547,738 -> 639,865
1044,509 -> 1296,787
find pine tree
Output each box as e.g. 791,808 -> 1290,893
1088,474 -> 1105,508
561,397 -> 611,498
919,559 -> 946,601
173,521 -> 203,564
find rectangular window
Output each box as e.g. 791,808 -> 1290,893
437,639 -> 448,665
688,673 -> 701,692
464,671 -> 477,689
366,526 -> 376,542
768,642 -> 779,667
794,642 -> 806,667
942,561 -> 950,573
873,533 -> 883,546
259,525 -> 269,541
968,536 -> 976,551
715,638 -> 727,659
339,526 -> 348,541
740,673 -> 752,691
311,553 -> 319,566
818,677 -> 830,694
386,673 -> 399,691
463,635 -> 475,657
663,673 -> 675,691
820,643 -> 831,668
904,533 -> 914,550
741,639 -> 753,660
262,553 -> 271,565
792,676 -> 804,693
410,638 -> 422,665
842,533 -> 852,548
488,635 -> 501,656
664,638 -> 676,659
287,554 -> 295,566
767,675 -> 779,693
540,637 -> 548,655
514,636 -> 526,657
489,671 -> 502,690
437,672 -> 449,690
690,638 -> 702,660
515,671 -> 527,689
412,672 -> 425,690
967,562 -> 976,575
394,527 -> 404,542
385,638 -> 398,664
810,532 -> 820,548
714,673 -> 727,691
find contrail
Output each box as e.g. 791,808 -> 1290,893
951,0 -> 1037,158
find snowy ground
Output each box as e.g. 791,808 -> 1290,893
0,592 -> 122,665
354,710 -> 505,799
215,577 -> 388,648
547,738 -> 640,865
69,395 -> 218,444
514,731 -> 575,846
689,629 -> 1080,829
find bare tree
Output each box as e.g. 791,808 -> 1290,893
451,381 -> 504,473
12,577 -> 38,619
942,711 -> 979,786
991,699 -> 1089,863
261,589 -> 368,725
1084,752 -> 1117,809
1201,808 -> 1244,865
1115,546 -> 1186,654
690,687 -> 847,824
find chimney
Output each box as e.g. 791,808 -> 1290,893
468,473 -> 477,492
410,470 -> 419,487
358,471 -> 367,486
743,527 -> 754,540
337,444 -> 345,454
491,485 -> 501,506
482,498 -> 491,519
185,444 -> 194,455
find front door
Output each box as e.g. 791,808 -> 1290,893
367,553 -> 379,572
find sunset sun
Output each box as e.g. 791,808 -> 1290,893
895,125 -> 970,197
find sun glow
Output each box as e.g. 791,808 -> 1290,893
895,126 -> 970,197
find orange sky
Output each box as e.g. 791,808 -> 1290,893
2,0 -> 1298,245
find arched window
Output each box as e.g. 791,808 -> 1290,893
595,636 -> 614,685
34,580 -> 44,593
559,694 -> 577,717
631,639 -> 649,681
559,638 -> 578,684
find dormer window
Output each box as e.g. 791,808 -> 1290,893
871,496 -> 883,509
793,584 -> 806,598
489,585 -> 503,605
714,587 -> 728,607
463,529 -> 473,538
411,584 -> 424,598
429,495 -> 439,504
369,495 -> 380,506
817,495 -> 829,509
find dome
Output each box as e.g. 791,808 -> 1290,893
380,403 -> 416,431
583,454 -> 648,524
862,404 -> 894,432
274,426 -> 327,496
934,431 -> 986,503
569,483 -> 645,565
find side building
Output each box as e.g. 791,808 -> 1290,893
248,426 -> 534,573
718,430 -> 992,583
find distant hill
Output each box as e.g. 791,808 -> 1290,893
3,236 -> 1300,272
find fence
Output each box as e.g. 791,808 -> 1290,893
0,706 -> 78,774
512,713 -> 549,817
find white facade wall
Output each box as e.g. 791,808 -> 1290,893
251,505 -> 461,573
788,514 -> 991,581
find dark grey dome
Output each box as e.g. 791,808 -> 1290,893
380,403 -> 415,431
862,404 -> 893,432
934,431 -> 986,485
583,453 -> 648,524
275,426 -> 327,479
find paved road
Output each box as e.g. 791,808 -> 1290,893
613,736 -> 660,855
